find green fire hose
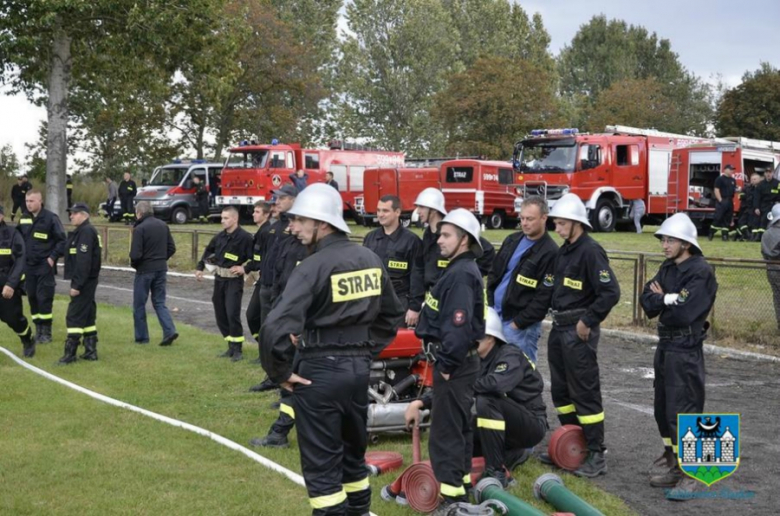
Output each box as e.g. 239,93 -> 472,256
533,473 -> 605,516
474,478 -> 547,516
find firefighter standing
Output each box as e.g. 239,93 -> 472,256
640,213 -> 717,500
193,175 -> 210,222
66,174 -> 74,207
260,184 -> 403,515
0,205 -> 35,357
241,201 -> 273,357
415,208 -> 486,514
761,205 -> 780,330
10,175 -> 32,221
195,206 -> 254,361
118,172 -> 137,225
752,166 -> 780,239
709,165 -> 737,241
60,203 -> 102,364
540,194 -> 620,478
737,173 -> 761,241
363,195 -> 423,315
16,190 -> 66,344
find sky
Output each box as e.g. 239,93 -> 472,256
2,0 -> 779,168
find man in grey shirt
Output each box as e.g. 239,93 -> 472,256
761,204 -> 780,330
105,177 -> 119,220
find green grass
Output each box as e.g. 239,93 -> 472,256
0,298 -> 635,515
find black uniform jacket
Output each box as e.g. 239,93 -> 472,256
410,226 -> 495,312
474,342 -> 546,417
753,178 -> 780,213
415,251 -> 486,375
260,233 -> 404,384
195,182 -> 210,202
11,181 -> 32,203
739,184 -> 755,212
713,174 -> 736,201
244,220 -> 273,274
272,235 -> 309,302
118,179 -> 137,200
64,220 -> 101,290
487,231 -> 559,328
0,222 -> 25,289
16,209 -> 66,272
363,224 -> 422,305
261,213 -> 293,287
640,254 -> 717,351
551,233 -> 620,328
130,215 -> 176,272
196,226 -> 253,270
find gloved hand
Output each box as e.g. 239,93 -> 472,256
664,293 -> 679,306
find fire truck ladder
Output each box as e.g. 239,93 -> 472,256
667,154 -> 682,216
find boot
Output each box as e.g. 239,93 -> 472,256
537,452 -> 555,466
21,330 -> 36,358
249,377 -> 277,392
482,468 -> 515,489
37,323 -> 52,344
217,343 -> 234,358
230,341 -> 243,362
666,476 -> 702,501
58,338 -> 80,365
707,229 -> 715,241
80,335 -> 99,361
650,465 -> 684,488
648,448 -> 676,474
722,232 -> 729,242
249,431 -> 289,449
573,451 -> 607,478
504,447 -> 532,471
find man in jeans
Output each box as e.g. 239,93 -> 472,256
130,201 -> 178,346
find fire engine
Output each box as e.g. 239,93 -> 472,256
512,125 -> 714,231
360,167 -> 440,226
216,140 -> 404,218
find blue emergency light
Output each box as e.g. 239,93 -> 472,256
239,140 -> 249,147
530,128 -> 579,136
192,159 -> 206,164
172,159 -> 182,164
271,138 -> 279,145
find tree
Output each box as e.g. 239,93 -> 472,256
584,78 -> 678,133
0,144 -> 21,176
716,63 -> 780,141
433,56 -> 561,159
0,0 -> 220,217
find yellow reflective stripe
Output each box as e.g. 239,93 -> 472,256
555,404 -> 576,415
388,260 -> 408,270
84,326 -> 97,333
69,248 -> 77,254
440,483 -> 466,497
437,259 -> 449,268
224,252 -> 239,261
477,418 -> 506,431
33,232 -> 48,240
253,254 -> 262,261
30,314 -> 39,320
279,403 -> 295,420
19,218 -> 32,224
309,489 -> 347,509
563,277 -> 582,290
0,248 -> 11,255
425,291 -> 439,311
577,411 -> 605,425
343,477 -> 369,493
37,314 -> 53,320
16,323 -> 30,336
672,444 -> 678,454
66,184 -> 73,189
516,274 -> 538,288
462,474 -> 471,484
67,328 -> 84,334
225,336 -> 245,343
663,437 -> 672,447
98,235 -> 103,249
330,268 -> 382,302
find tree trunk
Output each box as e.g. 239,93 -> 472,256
46,16 -> 72,219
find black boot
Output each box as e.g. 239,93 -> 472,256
249,377 -> 277,392
573,451 -> 607,478
37,323 -> 52,344
21,329 -> 36,358
249,431 -> 289,449
218,343 -> 234,358
722,232 -> 729,242
231,341 -> 243,362
707,229 -> 715,241
80,335 -> 99,361
58,338 -> 80,365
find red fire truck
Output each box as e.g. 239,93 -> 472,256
216,140 -> 404,218
360,167 -> 440,226
512,125 -> 714,231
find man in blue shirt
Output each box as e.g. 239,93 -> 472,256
487,197 -> 558,363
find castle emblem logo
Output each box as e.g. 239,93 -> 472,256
677,413 -> 740,486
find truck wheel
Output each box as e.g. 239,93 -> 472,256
591,199 -> 616,232
171,207 -> 189,225
488,211 -> 505,230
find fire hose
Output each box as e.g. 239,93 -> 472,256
533,473 -> 605,516
365,451 -> 404,476
474,477 -> 547,516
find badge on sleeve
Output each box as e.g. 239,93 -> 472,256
79,243 -> 89,253
494,362 -> 508,373
543,274 -> 555,287
452,310 -> 466,326
599,270 -> 611,283
678,288 -> 689,303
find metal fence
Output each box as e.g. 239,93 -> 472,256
92,225 -> 780,347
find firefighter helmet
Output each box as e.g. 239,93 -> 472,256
287,183 -> 351,234
548,193 -> 592,229
768,204 -> 780,227
654,213 -> 701,251
414,187 -> 447,215
485,307 -> 506,344
437,208 -> 483,257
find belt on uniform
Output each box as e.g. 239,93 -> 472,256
657,322 -> 707,340
550,308 -> 587,326
303,325 -> 371,348
422,340 -> 478,363
212,266 -> 240,278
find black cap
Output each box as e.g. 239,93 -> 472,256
724,164 -> 735,171
271,184 -> 298,198
67,203 -> 91,214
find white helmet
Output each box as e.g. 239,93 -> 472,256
768,204 -> 780,227
287,183 -> 350,234
548,193 -> 592,229
414,187 -> 447,215
654,213 -> 700,251
485,307 -> 506,343
438,208 -> 483,257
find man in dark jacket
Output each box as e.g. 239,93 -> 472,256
0,204 -> 35,357
193,175 -> 210,222
118,171 -> 138,225
487,196 -> 558,363
10,175 -> 32,221
289,169 -> 309,192
130,201 -> 178,346
325,171 -> 339,191
752,166 -> 780,239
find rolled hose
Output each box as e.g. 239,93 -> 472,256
474,477 -> 547,516
365,451 -> 404,476
533,473 -> 605,516
402,463 -> 440,512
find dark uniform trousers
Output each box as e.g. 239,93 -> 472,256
294,355 -> 372,516
213,276 -> 245,345
66,279 -> 99,340
548,323 -> 605,452
430,354 -> 480,501
0,286 -> 30,338
246,283 -> 264,341
474,397 -> 547,473
711,199 -> 734,237
27,266 -> 56,328
768,268 -> 780,329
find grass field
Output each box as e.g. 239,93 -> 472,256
0,298 -> 635,516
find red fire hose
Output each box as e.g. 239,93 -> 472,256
365,451 -> 404,476
548,425 -> 588,471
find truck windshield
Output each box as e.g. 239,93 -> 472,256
517,141 -> 576,173
148,166 -> 188,186
224,150 -> 269,169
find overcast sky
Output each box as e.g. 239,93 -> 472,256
3,0 -> 779,168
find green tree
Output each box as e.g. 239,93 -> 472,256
433,56 -> 561,159
585,78 -> 678,133
716,63 -> 780,141
0,144 -> 21,177
0,0 -> 220,217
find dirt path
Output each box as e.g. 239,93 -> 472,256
75,269 -> 778,515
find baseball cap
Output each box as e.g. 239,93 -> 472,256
67,203 -> 91,214
271,184 -> 298,198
